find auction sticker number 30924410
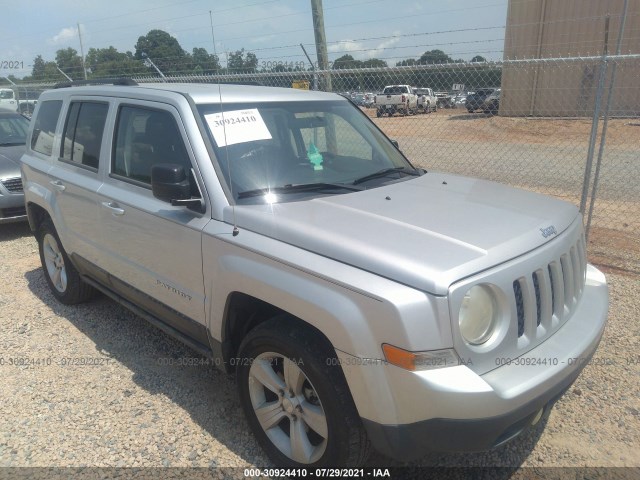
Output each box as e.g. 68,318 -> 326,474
205,108 -> 272,147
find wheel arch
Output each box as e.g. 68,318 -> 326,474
219,290 -> 351,374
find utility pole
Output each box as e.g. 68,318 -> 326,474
209,10 -> 219,73
77,22 -> 87,80
310,0 -> 331,92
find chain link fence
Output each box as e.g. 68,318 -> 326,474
8,54 -> 640,271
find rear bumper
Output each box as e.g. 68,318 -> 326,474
340,265 -> 608,461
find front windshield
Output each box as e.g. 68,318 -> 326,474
0,114 -> 29,145
198,99 -> 416,204
0,90 -> 15,100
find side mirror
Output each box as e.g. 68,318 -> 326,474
390,139 -> 400,149
151,164 -> 202,210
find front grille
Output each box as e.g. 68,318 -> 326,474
1,177 -> 23,193
1,206 -> 26,218
513,235 -> 587,338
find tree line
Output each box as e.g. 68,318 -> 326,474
4,29 -> 498,91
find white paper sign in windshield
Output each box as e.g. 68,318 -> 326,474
204,109 -> 272,147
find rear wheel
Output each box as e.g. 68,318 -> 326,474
37,219 -> 95,304
236,316 -> 370,468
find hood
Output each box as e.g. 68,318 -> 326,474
0,145 -> 25,179
226,173 -> 579,295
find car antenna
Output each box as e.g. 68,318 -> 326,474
217,82 -> 239,237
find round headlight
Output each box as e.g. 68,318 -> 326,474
459,284 -> 498,345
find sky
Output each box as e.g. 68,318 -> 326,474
1,0 -> 509,79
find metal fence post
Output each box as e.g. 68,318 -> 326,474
585,0 -> 630,242
579,15 -> 611,216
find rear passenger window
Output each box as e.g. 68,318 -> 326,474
112,106 -> 191,185
31,100 -> 62,156
61,102 -> 109,170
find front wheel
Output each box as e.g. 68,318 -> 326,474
37,219 -> 95,304
236,316 -> 370,468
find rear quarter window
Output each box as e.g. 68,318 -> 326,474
31,100 -> 63,156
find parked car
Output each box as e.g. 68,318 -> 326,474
414,88 -> 437,113
363,92 -> 376,108
0,112 -> 29,223
434,91 -> 455,109
352,93 -> 366,106
375,85 -> 418,116
481,88 -> 501,115
0,88 -> 19,113
466,88 -> 499,113
21,81 -> 608,468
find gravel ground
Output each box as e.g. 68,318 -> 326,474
1,220 -> 639,478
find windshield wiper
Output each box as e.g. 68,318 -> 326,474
237,182 -> 364,199
352,166 -> 420,185
0,142 -> 26,147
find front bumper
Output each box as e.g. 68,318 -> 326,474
0,189 -> 26,224
339,265 -> 608,461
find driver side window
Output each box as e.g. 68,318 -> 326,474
112,106 -> 191,185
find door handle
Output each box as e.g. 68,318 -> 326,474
101,201 -> 125,216
49,180 -> 66,192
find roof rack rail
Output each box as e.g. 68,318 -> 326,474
54,78 -> 138,89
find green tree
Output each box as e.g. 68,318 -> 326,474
55,47 -> 84,80
86,46 -> 146,77
191,47 -> 220,74
418,49 -> 454,65
227,48 -> 258,73
134,30 -> 188,75
31,55 -> 47,78
470,55 -> 487,63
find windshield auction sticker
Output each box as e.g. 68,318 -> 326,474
205,109 -> 272,147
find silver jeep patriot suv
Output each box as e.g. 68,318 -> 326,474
21,80 -> 608,468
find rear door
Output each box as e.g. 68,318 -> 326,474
97,100 -> 210,344
47,98 -> 111,264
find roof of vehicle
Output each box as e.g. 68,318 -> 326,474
43,82 -> 345,105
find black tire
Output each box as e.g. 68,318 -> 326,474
376,109 -> 382,118
236,315 -> 371,468
37,219 -> 95,304
467,107 -> 474,113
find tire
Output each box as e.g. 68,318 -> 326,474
376,109 -> 381,118
467,107 -> 474,113
236,315 -> 371,468
37,219 -> 95,304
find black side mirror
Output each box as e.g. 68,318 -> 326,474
151,164 -> 202,210
390,139 -> 400,149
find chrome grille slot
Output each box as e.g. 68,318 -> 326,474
513,280 -> 525,337
570,246 -> 581,301
548,261 -> 565,320
1,177 -> 23,193
532,271 -> 542,326
560,254 -> 574,310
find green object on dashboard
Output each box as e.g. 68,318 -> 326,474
307,142 -> 323,171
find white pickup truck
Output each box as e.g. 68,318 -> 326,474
375,85 -> 418,117
414,88 -> 437,114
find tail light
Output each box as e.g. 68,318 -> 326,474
374,96 -> 376,104
401,94 -> 406,102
